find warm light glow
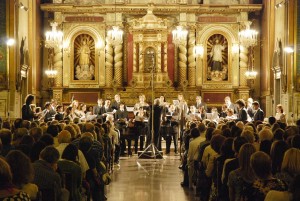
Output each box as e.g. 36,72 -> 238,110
232,43 -> 239,54
45,22 -> 63,48
195,44 -> 204,57
239,21 -> 258,48
245,70 -> 257,80
45,69 -> 57,78
107,26 -> 123,46
172,26 -> 188,45
6,39 -> 15,46
284,46 -> 294,53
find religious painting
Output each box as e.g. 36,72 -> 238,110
206,34 -> 228,81
74,34 -> 95,80
144,47 -> 156,73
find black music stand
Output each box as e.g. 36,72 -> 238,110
138,53 -> 163,160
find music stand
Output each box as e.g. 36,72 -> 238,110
138,53 -> 163,160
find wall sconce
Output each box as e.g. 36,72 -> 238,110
18,2 -> 28,11
195,44 -> 204,58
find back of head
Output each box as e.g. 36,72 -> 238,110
62,144 -> 78,162
58,130 -> 71,144
292,135 -> 300,149
82,123 -> 95,133
211,134 -> 226,154
13,128 -> 28,141
30,141 -> 46,162
198,123 -> 206,133
39,146 -> 60,164
259,128 -> 273,142
29,127 -> 43,142
268,116 -> 276,125
63,125 -> 77,139
205,127 -> 215,141
47,124 -> 59,137
241,130 -> 255,143
0,157 -> 12,186
281,148 -> 300,175
251,151 -> 272,180
191,128 -> 200,138
39,134 -> 54,146
79,136 -> 93,153
14,118 -> 23,129
0,128 -> 12,145
233,136 -> 248,154
5,150 -> 33,186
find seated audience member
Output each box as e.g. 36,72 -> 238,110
252,101 -> 264,122
270,141 -> 289,175
276,148 -> 300,189
0,157 -> 31,200
29,127 -> 43,142
187,128 -> 205,188
33,146 -> 69,201
228,143 -> 256,201
0,129 -> 14,157
291,135 -> 300,149
6,150 -> 38,200
56,130 -> 89,176
12,128 -> 28,147
265,174 -> 300,201
30,141 -> 46,163
39,134 -> 54,146
268,116 -> 277,126
242,151 -> 287,201
58,144 -> 82,201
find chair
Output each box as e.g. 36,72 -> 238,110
58,160 -> 82,201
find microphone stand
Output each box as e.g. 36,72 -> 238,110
138,53 -> 163,159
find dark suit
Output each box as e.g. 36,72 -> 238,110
43,109 -> 53,122
253,108 -> 264,122
195,102 -> 207,112
236,107 -> 248,122
21,104 -> 34,121
115,110 -> 128,120
165,111 -> 179,153
94,105 -> 103,119
111,101 -> 124,111
148,105 -> 162,150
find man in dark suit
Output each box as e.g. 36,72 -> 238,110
195,96 -> 207,112
165,104 -> 179,154
94,98 -> 104,120
148,98 -> 163,150
252,101 -> 264,122
42,102 -> 54,123
115,103 -> 128,156
111,94 -> 124,111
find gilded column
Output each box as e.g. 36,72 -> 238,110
239,46 -> 249,87
133,43 -> 137,72
157,43 -> 161,73
187,30 -> 196,87
105,42 -> 114,87
139,43 -> 144,72
114,44 -> 123,86
163,42 -> 167,72
53,47 -> 63,87
178,42 -> 187,85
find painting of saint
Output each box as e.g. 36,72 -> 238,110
207,34 -> 228,81
74,34 -> 95,80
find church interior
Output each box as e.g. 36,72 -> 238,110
0,0 -> 298,121
1,1 -> 300,201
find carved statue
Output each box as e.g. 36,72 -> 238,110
79,40 -> 91,66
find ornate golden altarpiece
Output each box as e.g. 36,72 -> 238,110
41,1 -> 262,106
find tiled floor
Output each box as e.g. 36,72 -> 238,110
106,153 -> 200,201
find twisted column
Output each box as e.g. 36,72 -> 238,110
105,42 -> 114,87
139,43 -> 144,72
157,44 -> 161,73
239,46 -> 249,87
163,43 -> 167,72
53,47 -> 63,87
187,31 -> 196,87
178,42 -> 187,85
114,44 -> 123,86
